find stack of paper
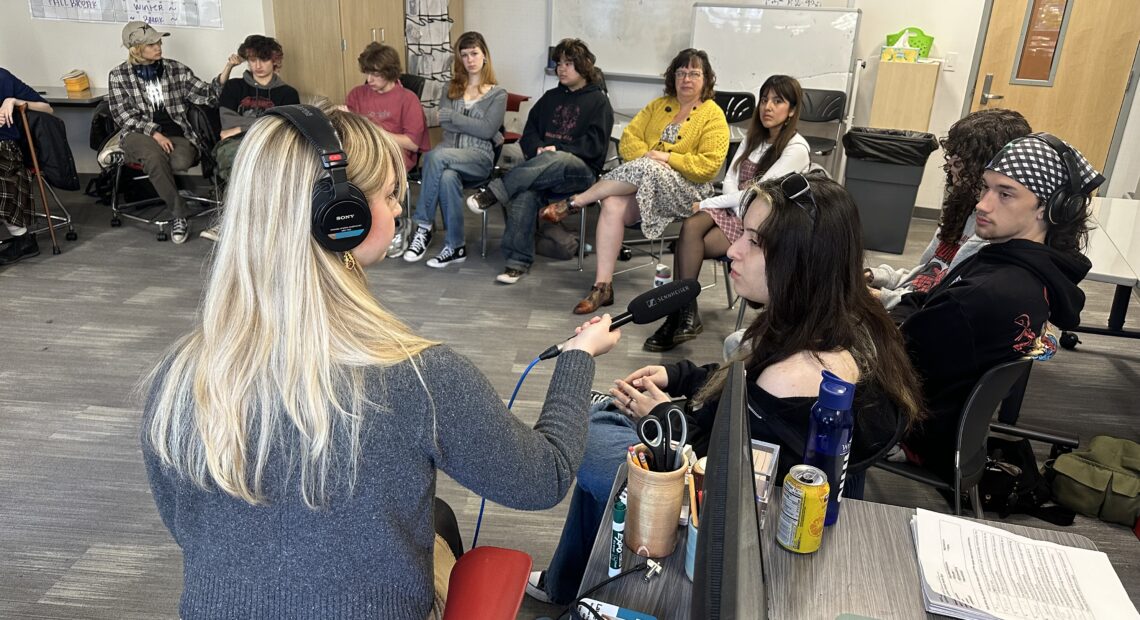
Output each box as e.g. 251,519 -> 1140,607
910,508 -> 1139,620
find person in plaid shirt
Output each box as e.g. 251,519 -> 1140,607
108,21 -> 239,243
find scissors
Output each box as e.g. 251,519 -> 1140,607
635,405 -> 688,472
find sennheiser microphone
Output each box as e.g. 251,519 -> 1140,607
538,279 -> 701,360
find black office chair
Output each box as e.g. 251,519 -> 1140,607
875,358 -> 1037,518
399,73 -> 426,98
92,100 -> 220,241
713,90 -> 756,125
799,88 -> 847,158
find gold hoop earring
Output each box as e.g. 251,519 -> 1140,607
342,251 -> 358,271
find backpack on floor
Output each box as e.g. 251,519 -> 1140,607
976,436 -> 1074,525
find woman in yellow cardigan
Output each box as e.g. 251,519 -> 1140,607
541,49 -> 730,314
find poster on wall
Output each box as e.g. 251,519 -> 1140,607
29,0 -> 223,29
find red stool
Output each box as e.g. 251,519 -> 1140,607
442,546 -> 532,620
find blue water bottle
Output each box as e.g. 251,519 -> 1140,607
804,370 -> 855,526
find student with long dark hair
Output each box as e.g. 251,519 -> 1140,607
867,109 -> 1031,309
527,174 -> 923,605
645,74 -> 811,351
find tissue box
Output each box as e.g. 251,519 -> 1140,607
880,46 -> 919,63
750,439 -> 780,529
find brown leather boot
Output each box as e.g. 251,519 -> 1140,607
573,282 -> 614,314
540,198 -> 580,224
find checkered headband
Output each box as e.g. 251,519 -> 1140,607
986,134 -> 1104,204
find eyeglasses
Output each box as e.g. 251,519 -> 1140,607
780,172 -> 818,228
674,69 -> 703,81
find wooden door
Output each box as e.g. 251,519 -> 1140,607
272,0 -> 346,103
970,0 -> 1140,171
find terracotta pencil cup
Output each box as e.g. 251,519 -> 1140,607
625,445 -> 687,558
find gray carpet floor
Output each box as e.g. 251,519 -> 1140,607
1,186 -> 1137,619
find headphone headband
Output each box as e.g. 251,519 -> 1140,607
265,105 -> 371,253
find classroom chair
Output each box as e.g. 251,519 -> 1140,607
91,101 -> 220,241
712,90 -> 756,166
15,104 -> 80,255
433,498 -> 531,620
875,358 -> 1039,518
799,88 -> 847,177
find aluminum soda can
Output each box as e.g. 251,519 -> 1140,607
776,464 -> 829,554
653,264 -> 672,288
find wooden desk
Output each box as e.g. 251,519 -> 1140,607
580,465 -> 1099,619
33,86 -> 107,107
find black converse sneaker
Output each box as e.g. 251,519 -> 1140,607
465,188 -> 498,214
426,245 -> 466,268
403,226 -> 432,262
171,218 -> 189,244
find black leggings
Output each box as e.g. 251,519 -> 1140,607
434,497 -> 465,559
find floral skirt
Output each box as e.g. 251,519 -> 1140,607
602,157 -> 713,239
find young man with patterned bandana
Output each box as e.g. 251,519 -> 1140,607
893,133 -> 1104,479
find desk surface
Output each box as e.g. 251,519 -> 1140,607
33,86 -> 107,106
581,464 -> 1098,620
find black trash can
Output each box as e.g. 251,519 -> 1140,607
842,128 -> 938,253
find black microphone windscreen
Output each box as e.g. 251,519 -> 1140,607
627,279 -> 701,325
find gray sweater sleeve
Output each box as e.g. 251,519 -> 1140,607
417,346 -> 594,511
439,87 -> 507,141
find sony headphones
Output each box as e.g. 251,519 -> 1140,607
266,105 -> 371,252
1031,132 -> 1086,226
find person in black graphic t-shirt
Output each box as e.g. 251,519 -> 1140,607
464,38 -> 614,285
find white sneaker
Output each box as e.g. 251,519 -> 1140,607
495,267 -> 526,284
199,225 -> 220,242
386,219 -> 410,258
426,245 -> 467,269
403,226 -> 432,262
171,218 -> 189,244
465,188 -> 498,214
524,570 -> 553,604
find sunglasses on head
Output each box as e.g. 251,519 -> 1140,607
736,172 -> 818,228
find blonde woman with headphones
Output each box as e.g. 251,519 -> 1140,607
141,105 -> 620,619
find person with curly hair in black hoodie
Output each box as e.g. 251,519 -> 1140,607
867,108 -> 1031,309
894,133 -> 1103,479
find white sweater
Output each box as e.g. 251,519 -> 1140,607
699,133 -> 811,211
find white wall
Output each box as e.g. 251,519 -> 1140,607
0,3 -> 271,89
1106,85 -> 1140,199
850,0 -> 987,209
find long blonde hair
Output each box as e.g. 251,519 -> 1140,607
144,107 -> 435,508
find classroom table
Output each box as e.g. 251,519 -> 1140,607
33,86 -> 107,107
1074,197 -> 1140,338
579,463 -> 1099,620
32,86 -> 108,174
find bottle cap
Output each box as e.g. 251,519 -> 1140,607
818,369 -> 855,411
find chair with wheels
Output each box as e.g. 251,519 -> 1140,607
15,104 -> 80,254
92,100 -> 220,241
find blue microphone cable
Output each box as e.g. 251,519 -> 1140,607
470,354 -> 543,548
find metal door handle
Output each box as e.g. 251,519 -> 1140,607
980,73 -> 1005,105
371,28 -> 377,42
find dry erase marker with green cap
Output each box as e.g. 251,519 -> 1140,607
608,491 -> 626,577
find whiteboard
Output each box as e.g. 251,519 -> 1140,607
548,0 -> 844,80
29,0 -> 223,29
691,4 -> 860,94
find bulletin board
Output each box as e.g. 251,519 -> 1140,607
29,0 -> 223,29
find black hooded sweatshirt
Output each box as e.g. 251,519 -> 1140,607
518,81 -> 613,174
893,239 -> 1091,477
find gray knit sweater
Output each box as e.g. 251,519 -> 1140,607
435,85 -> 507,163
142,345 -> 595,619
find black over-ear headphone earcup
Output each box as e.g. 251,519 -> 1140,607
311,175 -> 372,252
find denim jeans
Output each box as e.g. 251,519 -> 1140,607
543,407 -> 637,605
414,147 -> 492,250
489,151 -> 595,271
